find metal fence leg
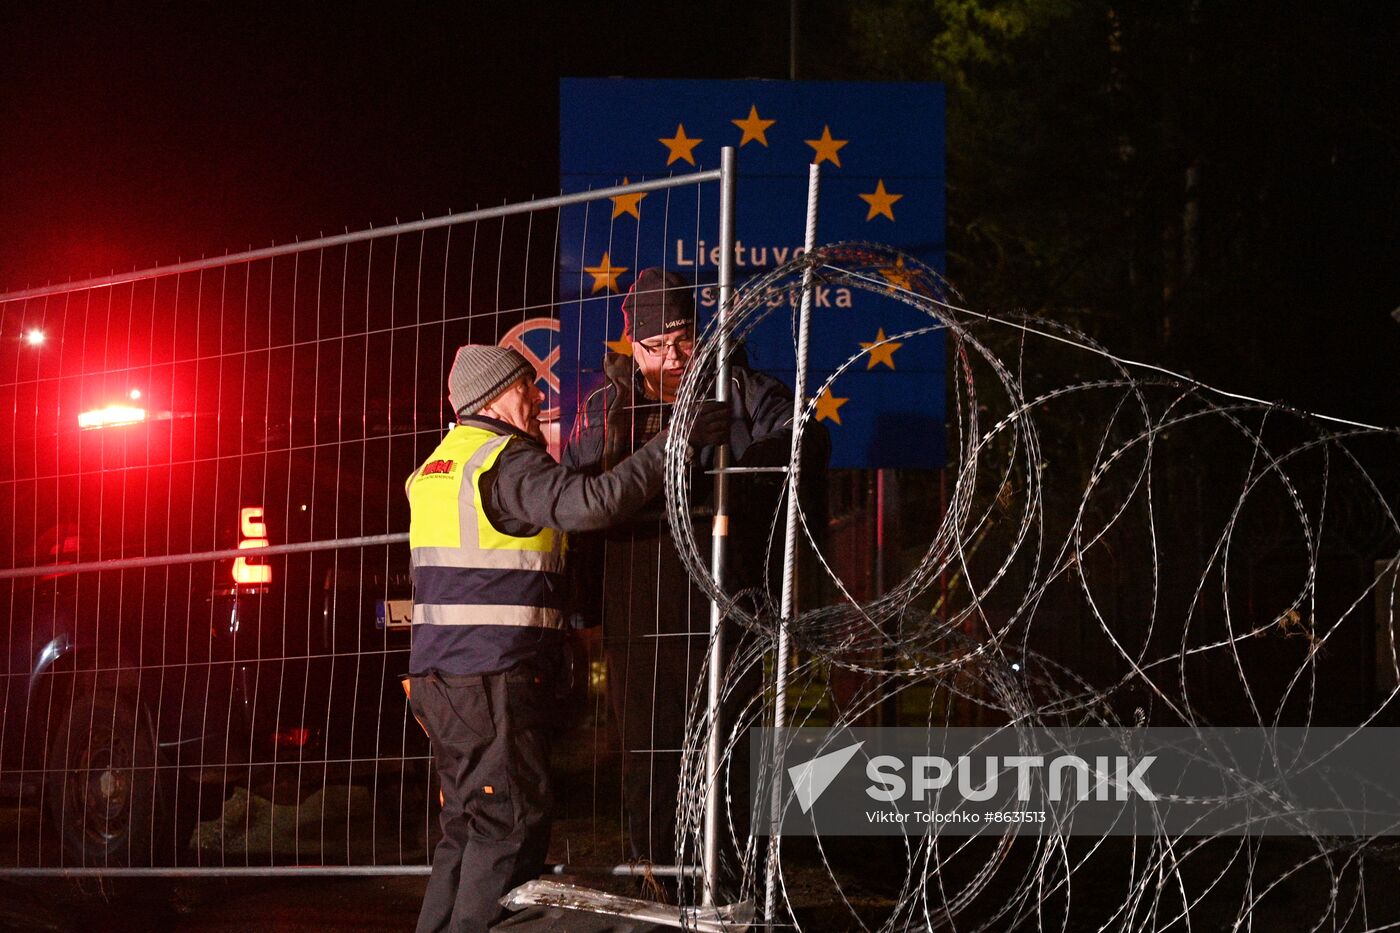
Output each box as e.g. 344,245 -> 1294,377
702,144 -> 738,907
764,161 -> 821,927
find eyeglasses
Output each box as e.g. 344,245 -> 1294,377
634,335 -> 694,357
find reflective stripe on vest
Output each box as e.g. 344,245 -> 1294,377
406,425 -> 565,629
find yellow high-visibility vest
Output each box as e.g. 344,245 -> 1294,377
405,425 -> 566,636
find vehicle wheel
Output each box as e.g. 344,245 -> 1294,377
45,689 -> 162,866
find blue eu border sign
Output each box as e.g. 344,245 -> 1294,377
558,78 -> 946,469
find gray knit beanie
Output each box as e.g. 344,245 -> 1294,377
447,345 -> 535,417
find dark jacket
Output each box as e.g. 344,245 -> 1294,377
561,355 -> 810,485
409,414 -> 669,675
560,355 -> 828,626
469,414 -> 666,535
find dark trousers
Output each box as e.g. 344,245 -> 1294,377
409,669 -> 552,933
599,533 -> 759,880
606,638 -> 701,867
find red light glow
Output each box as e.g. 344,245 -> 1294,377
77,405 -> 147,429
270,727 -> 311,749
25,328 -> 46,347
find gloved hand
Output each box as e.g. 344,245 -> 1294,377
687,400 -> 731,449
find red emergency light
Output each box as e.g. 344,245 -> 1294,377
232,506 -> 273,585
77,404 -> 148,429
270,726 -> 311,749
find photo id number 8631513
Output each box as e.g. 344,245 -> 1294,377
984,810 -> 1046,824
912,810 -> 1047,825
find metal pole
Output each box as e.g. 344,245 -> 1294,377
0,532 -> 409,581
764,161 -> 820,927
701,145 -> 737,907
0,171 -> 722,304
0,866 -> 437,879
0,862 -> 703,879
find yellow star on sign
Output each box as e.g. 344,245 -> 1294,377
804,125 -> 848,167
860,328 -> 903,370
814,387 -> 849,425
878,255 -> 920,292
584,252 -> 627,294
610,178 -> 647,220
605,336 -> 633,356
859,179 -> 904,221
659,124 -> 703,166
731,104 -> 776,147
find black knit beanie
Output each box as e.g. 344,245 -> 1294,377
621,268 -> 695,341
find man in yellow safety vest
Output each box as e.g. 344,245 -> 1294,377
405,343 -> 726,933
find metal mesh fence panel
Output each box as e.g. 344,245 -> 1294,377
0,168 -> 728,874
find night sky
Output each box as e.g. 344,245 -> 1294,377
0,3 -> 799,287
1,2 -> 1396,423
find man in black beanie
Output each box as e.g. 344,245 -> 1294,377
406,343 -> 728,933
562,268 -> 828,886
